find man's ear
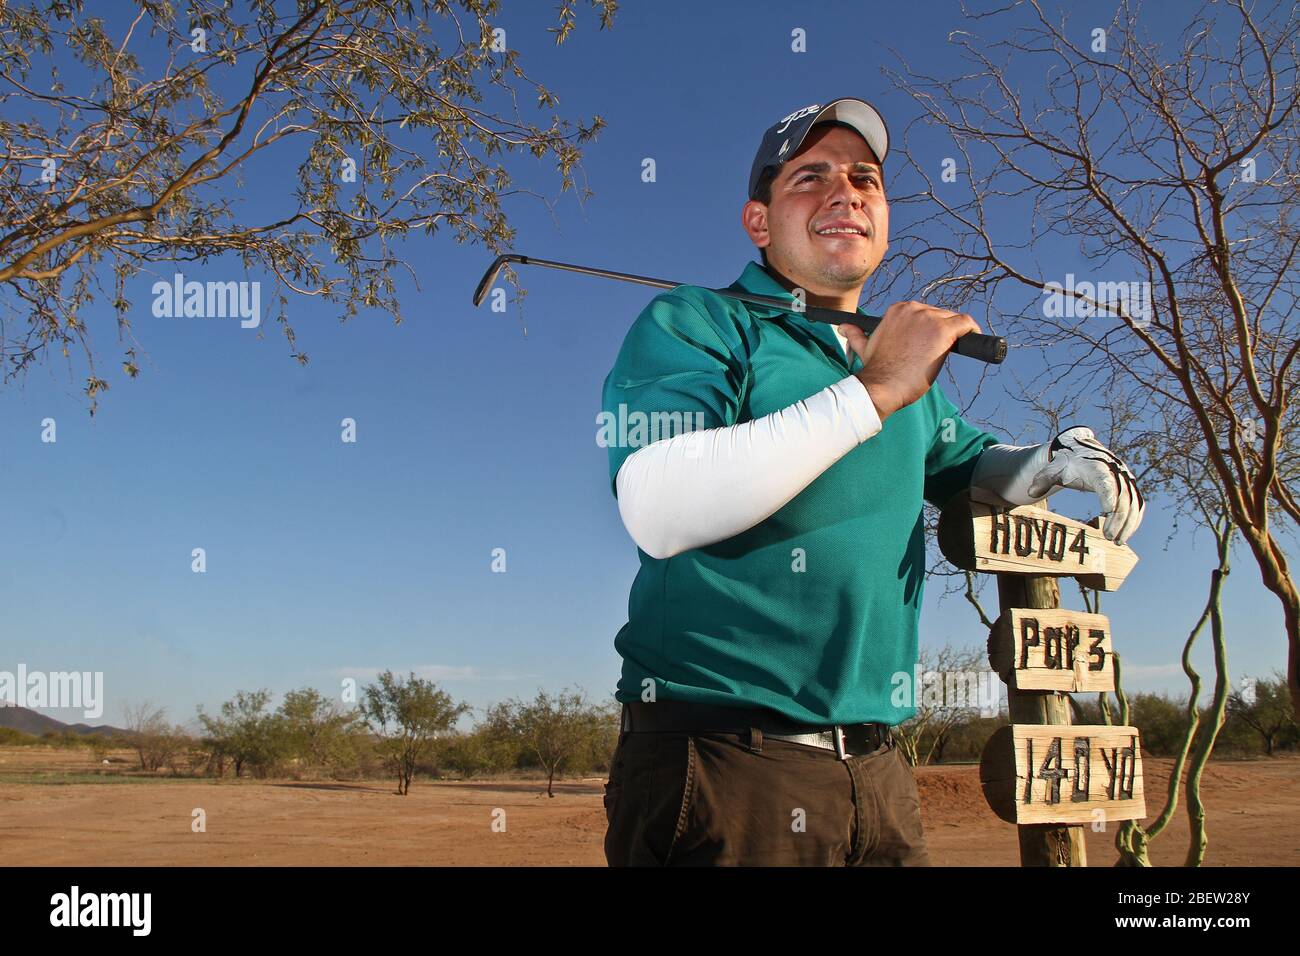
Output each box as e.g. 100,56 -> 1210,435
741,199 -> 770,256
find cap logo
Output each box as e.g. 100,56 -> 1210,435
776,104 -> 819,134
778,138 -> 790,157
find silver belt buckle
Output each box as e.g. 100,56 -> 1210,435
833,725 -> 848,760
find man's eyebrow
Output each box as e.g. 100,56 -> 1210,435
783,160 -> 882,181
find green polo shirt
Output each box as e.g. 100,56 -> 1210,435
601,260 -> 1002,726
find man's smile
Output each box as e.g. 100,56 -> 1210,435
813,219 -> 871,240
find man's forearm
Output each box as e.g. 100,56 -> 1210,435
971,427 -> 1145,544
615,375 -> 882,559
969,441 -> 1052,506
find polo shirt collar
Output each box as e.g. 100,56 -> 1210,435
726,260 -> 864,371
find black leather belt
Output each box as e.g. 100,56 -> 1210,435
620,700 -> 893,760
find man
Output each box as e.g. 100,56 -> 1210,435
599,97 -> 1144,866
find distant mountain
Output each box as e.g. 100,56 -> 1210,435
0,706 -> 129,738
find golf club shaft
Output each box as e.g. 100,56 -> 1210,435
472,254 -> 1007,364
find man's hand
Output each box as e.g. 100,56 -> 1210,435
840,302 -> 982,420
1027,426 -> 1146,547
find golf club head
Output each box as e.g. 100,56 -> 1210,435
472,254 -> 527,307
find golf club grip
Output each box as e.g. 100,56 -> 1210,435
952,331 -> 1007,364
844,313 -> 1006,365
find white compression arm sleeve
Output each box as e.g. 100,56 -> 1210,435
969,441 -> 1052,507
614,330 -> 882,559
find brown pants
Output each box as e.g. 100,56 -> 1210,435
603,727 -> 931,866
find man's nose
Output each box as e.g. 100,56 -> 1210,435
826,176 -> 863,209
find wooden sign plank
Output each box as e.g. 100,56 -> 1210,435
989,608 -> 1115,692
938,491 -> 1138,591
980,724 -> 1146,826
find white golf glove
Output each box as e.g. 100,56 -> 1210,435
970,426 -> 1145,547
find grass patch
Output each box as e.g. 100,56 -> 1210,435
0,772 -> 216,785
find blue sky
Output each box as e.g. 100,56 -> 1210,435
0,0 -> 1289,731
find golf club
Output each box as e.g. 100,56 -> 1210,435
472,253 -> 1008,365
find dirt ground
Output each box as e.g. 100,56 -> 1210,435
1,746 -> 1296,866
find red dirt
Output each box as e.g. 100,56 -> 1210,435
1,747 -> 1295,866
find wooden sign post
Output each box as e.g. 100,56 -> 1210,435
988,607 -> 1115,693
938,496 -> 1138,591
980,724 -> 1144,826
939,490 -> 1145,867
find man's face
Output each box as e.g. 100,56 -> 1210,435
744,124 -> 889,291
